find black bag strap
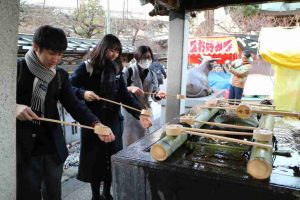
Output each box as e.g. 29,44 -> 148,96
56,67 -> 62,91
128,67 -> 133,79
17,58 -> 26,84
127,67 -> 133,86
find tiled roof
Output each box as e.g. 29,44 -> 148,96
18,34 -> 136,54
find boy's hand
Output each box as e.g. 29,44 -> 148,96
16,104 -> 39,121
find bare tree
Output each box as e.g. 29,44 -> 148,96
19,0 -> 168,54
226,5 -> 300,33
111,16 -> 168,47
71,0 -> 105,38
189,10 -> 214,36
203,10 -> 214,36
19,1 -> 74,36
189,5 -> 300,36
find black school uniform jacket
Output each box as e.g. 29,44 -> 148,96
16,59 -> 99,164
70,61 -> 142,182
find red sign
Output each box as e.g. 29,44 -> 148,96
189,37 -> 239,64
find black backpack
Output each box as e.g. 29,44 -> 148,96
126,66 -> 157,86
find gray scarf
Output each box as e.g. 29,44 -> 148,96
25,48 -> 56,119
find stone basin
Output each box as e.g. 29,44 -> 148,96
112,115 -> 300,200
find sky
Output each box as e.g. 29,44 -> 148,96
24,0 -> 154,13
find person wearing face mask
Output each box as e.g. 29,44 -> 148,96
70,35 -> 152,200
122,45 -> 166,148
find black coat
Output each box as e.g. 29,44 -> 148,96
70,61 -> 141,182
16,59 -> 99,164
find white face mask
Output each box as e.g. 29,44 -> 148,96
138,59 -> 152,69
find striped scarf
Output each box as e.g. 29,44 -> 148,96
25,48 -> 56,120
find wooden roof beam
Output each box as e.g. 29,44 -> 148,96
155,0 -> 181,10
181,0 -> 300,11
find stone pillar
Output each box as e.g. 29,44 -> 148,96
166,11 -> 189,122
0,0 -> 19,199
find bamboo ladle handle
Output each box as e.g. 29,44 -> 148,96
195,120 -> 255,130
236,104 -> 299,119
180,116 -> 255,130
185,130 -> 272,149
252,109 -> 300,118
143,92 -> 186,99
246,104 -> 275,108
97,96 -> 141,113
200,105 -> 236,110
38,117 -> 110,135
39,117 -> 94,130
220,99 -> 275,107
96,96 -> 152,117
200,105 -> 300,119
165,124 -> 253,136
183,127 -> 253,136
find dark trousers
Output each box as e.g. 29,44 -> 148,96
229,85 -> 244,100
17,154 -> 63,200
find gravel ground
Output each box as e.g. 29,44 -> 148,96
62,143 -> 80,183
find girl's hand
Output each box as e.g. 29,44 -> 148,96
139,115 -> 152,128
127,86 -> 144,96
94,123 -> 116,143
84,91 -> 100,102
98,133 -> 115,143
156,91 -> 166,99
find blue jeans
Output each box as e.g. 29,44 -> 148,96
229,85 -> 244,100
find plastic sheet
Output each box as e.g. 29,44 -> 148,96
259,27 -> 300,111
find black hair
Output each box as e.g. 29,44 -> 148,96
86,34 -> 123,70
243,50 -> 251,58
33,25 -> 67,52
134,45 -> 154,62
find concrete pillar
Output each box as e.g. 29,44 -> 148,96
165,11 -> 189,122
0,0 -> 19,199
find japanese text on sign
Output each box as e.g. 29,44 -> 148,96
189,37 -> 238,54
